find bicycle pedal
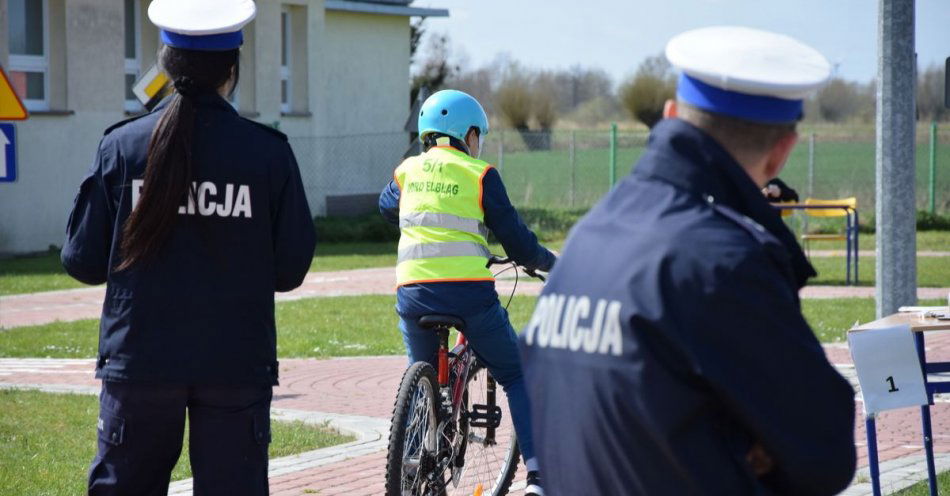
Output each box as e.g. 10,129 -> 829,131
468,404 -> 502,428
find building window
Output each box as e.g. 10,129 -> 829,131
280,8 -> 292,113
124,0 -> 142,112
8,0 -> 49,111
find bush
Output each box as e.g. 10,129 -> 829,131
314,209 -> 586,244
917,211 -> 950,231
314,215 -> 399,243
823,210 -> 950,234
495,67 -> 533,131
511,208 -> 587,242
317,209 -> 949,245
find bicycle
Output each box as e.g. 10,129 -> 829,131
384,256 -> 546,496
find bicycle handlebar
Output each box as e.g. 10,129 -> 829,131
487,255 -> 511,267
487,254 -> 546,282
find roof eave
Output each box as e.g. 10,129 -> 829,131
325,1 -> 449,17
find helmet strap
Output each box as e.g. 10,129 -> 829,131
423,133 -> 472,156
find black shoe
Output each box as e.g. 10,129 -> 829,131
526,470 -> 544,496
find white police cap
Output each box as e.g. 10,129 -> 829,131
665,26 -> 831,123
148,0 -> 256,51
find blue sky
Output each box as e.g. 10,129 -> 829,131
415,0 -> 948,84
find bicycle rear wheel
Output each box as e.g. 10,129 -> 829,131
386,362 -> 442,496
447,361 -> 520,496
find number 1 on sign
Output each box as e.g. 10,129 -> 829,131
886,376 -> 899,393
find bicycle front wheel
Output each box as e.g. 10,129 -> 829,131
447,361 -> 520,496
386,361 -> 442,496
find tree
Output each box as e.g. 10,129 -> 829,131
552,66 -> 614,114
531,71 -> 559,149
410,29 -> 458,104
815,78 -> 865,122
494,63 -> 533,132
494,64 -> 561,150
533,71 -> 559,131
619,54 -> 676,129
918,64 -> 948,122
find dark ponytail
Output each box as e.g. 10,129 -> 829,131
118,46 -> 239,271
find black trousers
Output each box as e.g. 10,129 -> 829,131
88,381 -> 273,496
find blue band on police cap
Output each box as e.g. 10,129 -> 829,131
677,74 -> 803,124
160,29 -> 244,51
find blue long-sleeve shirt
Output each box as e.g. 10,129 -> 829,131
380,163 -> 555,318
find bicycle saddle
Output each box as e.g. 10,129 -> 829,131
417,314 -> 465,331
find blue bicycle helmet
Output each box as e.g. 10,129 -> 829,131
417,90 -> 489,143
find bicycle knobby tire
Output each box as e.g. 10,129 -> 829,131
386,362 -> 441,496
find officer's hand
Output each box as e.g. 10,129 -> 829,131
746,443 -> 774,476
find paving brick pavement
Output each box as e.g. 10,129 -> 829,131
5,333 -> 950,495
2,266 -> 947,329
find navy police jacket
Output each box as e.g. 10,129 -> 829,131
520,119 -> 856,495
379,151 -> 555,317
62,93 -> 316,385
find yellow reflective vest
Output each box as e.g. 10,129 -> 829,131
394,146 -> 494,286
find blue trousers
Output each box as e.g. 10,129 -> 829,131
88,381 -> 272,496
399,302 -> 535,460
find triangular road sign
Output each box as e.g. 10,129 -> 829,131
133,64 -> 170,111
0,65 -> 28,121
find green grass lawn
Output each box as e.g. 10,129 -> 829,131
0,242 -> 402,296
894,471 -> 950,495
809,256 -> 950,287
308,241 -> 397,272
805,299 -> 943,342
2,231 -> 946,296
0,295 -> 933,359
798,231 -> 950,253
0,389 -> 353,496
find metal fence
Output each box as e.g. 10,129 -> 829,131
289,125 -> 950,217
482,127 -> 950,215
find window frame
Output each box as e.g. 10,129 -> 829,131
280,7 -> 292,114
124,0 -> 143,113
8,0 -> 51,111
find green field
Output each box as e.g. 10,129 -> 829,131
2,232 -> 947,296
0,295 -> 932,359
0,241 -> 402,296
0,389 -> 353,496
478,130 -> 950,213
809,256 -> 950,287
895,472 -> 950,495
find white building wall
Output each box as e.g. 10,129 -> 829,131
321,10 -> 408,135
290,9 -> 409,215
0,0 -> 127,254
0,0 -> 414,254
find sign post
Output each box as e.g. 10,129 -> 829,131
0,124 -> 16,183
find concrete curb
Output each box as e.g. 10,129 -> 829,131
841,454 -> 950,496
3,359 -> 950,494
168,409 -> 390,495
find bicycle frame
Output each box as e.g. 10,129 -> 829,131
435,330 -> 475,415
435,329 -> 502,446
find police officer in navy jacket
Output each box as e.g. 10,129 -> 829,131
61,1 -> 315,494
520,27 -> 856,495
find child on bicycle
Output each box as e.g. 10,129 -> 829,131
379,89 -> 554,496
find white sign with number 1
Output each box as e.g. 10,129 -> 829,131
849,324 -> 928,415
